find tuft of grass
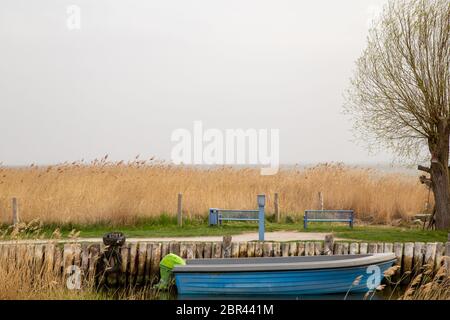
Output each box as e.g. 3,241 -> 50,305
382,263 -> 450,300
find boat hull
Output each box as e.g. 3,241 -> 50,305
174,255 -> 395,296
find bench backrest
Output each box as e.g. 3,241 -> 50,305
208,194 -> 266,241
303,210 -> 354,229
209,208 -> 259,225
304,210 -> 353,220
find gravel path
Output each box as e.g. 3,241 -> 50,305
0,231 -> 340,244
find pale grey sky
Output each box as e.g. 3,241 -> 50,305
0,0 -> 394,166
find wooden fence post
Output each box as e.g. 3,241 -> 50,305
444,242 -> 450,275
177,193 -> 182,227
318,192 -> 324,210
12,197 -> 19,225
274,193 -> 280,223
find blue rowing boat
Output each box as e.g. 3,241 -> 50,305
173,253 -> 396,295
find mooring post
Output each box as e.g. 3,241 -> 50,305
318,191 -> 324,211
12,197 -> 19,225
274,193 -> 279,223
445,242 -> 450,275
223,236 -> 232,258
324,234 -> 334,255
177,193 -> 182,227
257,194 -> 266,241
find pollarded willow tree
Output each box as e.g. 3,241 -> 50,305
345,0 -> 450,229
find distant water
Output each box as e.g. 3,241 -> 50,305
1,162 -> 419,176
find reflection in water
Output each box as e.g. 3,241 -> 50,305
165,286 -> 403,300
177,292 -> 385,300
102,284 -> 404,300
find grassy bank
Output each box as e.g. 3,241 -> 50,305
2,217 -> 447,242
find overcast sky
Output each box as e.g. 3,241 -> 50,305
0,0 -> 395,166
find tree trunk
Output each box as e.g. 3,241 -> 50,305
429,119 -> 450,230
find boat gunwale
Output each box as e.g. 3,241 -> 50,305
173,253 -> 396,273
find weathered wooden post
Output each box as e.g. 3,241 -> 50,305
231,242 -> 239,258
349,242 -> 359,255
257,194 -> 265,241
305,242 -> 314,256
413,242 -> 425,273
393,243 -> 404,280
223,236 -> 232,258
204,242 -> 212,258
12,197 -> 19,225
324,234 -> 334,255
288,242 -> 297,256
359,243 -> 368,254
444,242 -> 450,275
274,193 -> 280,223
318,192 -> 324,210
281,242 -> 289,256
403,242 -> 414,283
177,193 -> 182,227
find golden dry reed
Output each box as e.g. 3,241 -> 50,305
0,223 -> 163,300
0,159 -> 428,225
0,244 -> 158,300
0,242 -> 91,300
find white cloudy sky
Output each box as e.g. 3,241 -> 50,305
0,0 -> 394,166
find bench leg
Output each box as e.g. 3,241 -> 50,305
350,212 -> 354,228
303,219 -> 307,229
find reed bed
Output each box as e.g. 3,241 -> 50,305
0,245 -> 164,300
0,223 -> 167,300
400,268 -> 450,300
0,159 -> 427,225
0,244 -> 92,300
382,263 -> 450,300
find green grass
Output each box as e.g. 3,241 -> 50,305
1,215 -> 448,242
298,223 -> 449,242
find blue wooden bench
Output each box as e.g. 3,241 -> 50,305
209,195 -> 267,241
303,210 -> 354,229
209,209 -> 259,225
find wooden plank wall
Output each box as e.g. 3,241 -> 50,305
0,240 -> 449,286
